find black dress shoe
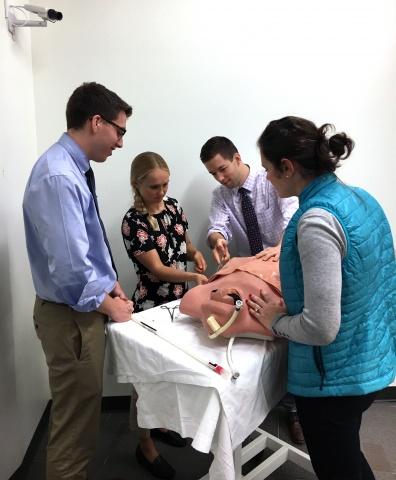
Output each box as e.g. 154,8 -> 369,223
135,444 -> 175,479
151,428 -> 188,447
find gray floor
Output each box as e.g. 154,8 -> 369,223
13,400 -> 396,479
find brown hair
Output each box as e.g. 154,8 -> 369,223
200,136 -> 238,163
257,116 -> 354,177
66,82 -> 132,129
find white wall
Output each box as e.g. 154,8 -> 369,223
0,14 -> 49,480
2,0 -> 395,473
29,0 -> 396,393
31,0 -> 396,233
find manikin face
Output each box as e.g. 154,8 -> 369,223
204,153 -> 243,189
137,168 -> 170,206
91,110 -> 127,162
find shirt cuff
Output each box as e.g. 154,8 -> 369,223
271,313 -> 291,339
207,228 -> 229,245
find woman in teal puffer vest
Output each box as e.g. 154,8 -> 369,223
247,116 -> 396,480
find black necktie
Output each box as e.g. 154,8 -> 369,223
85,167 -> 118,276
238,187 -> 263,255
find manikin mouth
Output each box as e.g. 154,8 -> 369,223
210,289 -> 242,306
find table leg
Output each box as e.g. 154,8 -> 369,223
200,428 -> 313,480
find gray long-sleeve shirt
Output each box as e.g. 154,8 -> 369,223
272,208 -> 346,346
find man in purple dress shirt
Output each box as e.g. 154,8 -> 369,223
201,136 -> 297,263
200,136 -> 304,445
23,82 -> 133,480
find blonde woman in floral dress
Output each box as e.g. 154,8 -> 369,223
121,151 -> 208,479
122,151 -> 207,313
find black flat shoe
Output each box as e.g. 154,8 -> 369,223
135,444 -> 175,479
151,428 -> 188,447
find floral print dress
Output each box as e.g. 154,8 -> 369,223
121,197 -> 189,312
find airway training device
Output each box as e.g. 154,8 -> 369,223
180,256 -> 283,378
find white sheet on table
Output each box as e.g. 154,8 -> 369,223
132,382 -> 237,479
107,300 -> 287,479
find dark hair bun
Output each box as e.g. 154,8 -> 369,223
329,133 -> 354,159
258,116 -> 355,175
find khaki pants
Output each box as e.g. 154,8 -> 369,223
33,297 -> 106,480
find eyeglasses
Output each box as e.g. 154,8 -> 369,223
101,116 -> 127,138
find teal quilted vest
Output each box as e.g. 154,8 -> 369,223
280,173 -> 396,397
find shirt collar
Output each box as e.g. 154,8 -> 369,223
57,132 -> 90,175
239,165 -> 258,193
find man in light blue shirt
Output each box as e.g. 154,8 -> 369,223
23,82 -> 133,480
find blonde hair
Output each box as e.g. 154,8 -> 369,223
130,152 -> 170,230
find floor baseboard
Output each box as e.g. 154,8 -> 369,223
101,395 -> 131,411
100,387 -> 396,408
9,401 -> 52,480
376,386 -> 396,401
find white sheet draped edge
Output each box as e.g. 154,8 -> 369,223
107,300 -> 287,480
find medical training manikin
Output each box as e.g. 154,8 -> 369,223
180,256 -> 283,378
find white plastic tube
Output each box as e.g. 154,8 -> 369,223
131,317 -> 232,379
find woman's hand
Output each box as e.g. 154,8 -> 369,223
192,273 -> 208,285
193,250 -> 207,273
255,244 -> 281,262
246,290 -> 286,330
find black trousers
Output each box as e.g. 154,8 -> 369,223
294,392 -> 377,480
